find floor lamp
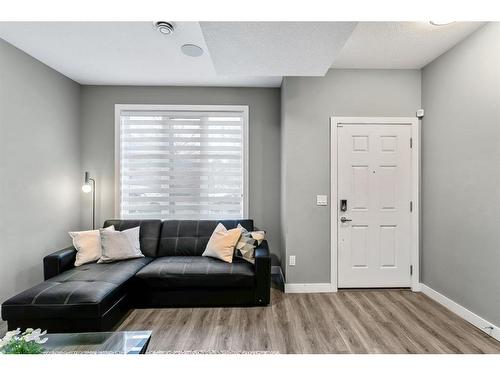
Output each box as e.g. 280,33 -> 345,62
82,171 -> 96,229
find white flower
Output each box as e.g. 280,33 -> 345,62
0,328 -> 48,352
2,329 -> 21,341
24,328 -> 47,343
0,329 -> 21,350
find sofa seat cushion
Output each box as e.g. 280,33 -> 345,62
135,256 -> 255,288
1,258 -> 152,321
49,257 -> 152,284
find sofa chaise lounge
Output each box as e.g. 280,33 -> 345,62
1,219 -> 271,333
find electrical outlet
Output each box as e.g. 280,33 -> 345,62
289,255 -> 296,266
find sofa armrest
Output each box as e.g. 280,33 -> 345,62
254,240 -> 271,305
43,246 -> 77,280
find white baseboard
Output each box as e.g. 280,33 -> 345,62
411,283 -> 422,292
420,283 -> 500,342
284,283 -> 335,293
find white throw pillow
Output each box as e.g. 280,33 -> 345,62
69,226 -> 115,267
98,226 -> 144,263
202,223 -> 242,263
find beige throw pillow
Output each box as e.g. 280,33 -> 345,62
98,226 -> 144,263
69,225 -> 115,267
202,223 -> 242,263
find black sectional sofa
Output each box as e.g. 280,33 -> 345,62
1,219 -> 271,333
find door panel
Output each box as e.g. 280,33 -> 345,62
379,166 -> 397,210
351,225 -> 368,267
338,124 -> 411,288
352,166 -> 369,209
379,225 -> 396,267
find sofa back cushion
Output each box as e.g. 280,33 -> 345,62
158,220 -> 254,257
103,220 -> 162,257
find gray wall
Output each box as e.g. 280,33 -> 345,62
4,23 -> 498,330
80,86 -> 282,261
0,39 -> 81,304
281,69 -> 421,283
421,23 -> 500,327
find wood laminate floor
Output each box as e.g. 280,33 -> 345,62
1,288 -> 498,354
117,288 -> 500,354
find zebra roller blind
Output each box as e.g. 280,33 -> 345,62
117,105 -> 248,220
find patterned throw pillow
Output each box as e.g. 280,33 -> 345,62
235,224 -> 266,264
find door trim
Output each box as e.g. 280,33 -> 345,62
330,116 -> 420,292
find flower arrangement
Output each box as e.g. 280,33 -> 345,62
0,328 -> 48,354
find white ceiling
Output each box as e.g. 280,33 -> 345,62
0,22 -> 282,87
200,22 -> 356,76
332,22 -> 485,69
0,21 -> 486,87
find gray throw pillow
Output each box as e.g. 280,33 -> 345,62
98,226 -> 144,263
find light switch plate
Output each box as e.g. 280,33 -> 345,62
289,255 -> 296,266
316,195 -> 328,206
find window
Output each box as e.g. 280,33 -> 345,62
115,105 -> 248,220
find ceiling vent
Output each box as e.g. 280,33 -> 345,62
154,21 -> 174,35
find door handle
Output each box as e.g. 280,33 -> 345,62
340,217 -> 352,223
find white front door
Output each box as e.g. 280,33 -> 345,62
337,123 -> 412,288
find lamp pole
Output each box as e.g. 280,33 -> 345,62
83,172 -> 96,230
90,177 -> 96,230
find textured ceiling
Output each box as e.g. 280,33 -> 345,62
200,22 -> 357,76
332,22 -> 485,69
0,22 -> 487,86
0,22 -> 282,87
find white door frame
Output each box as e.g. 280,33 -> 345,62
330,116 -> 420,292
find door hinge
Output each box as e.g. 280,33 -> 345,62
410,137 -> 413,148
410,201 -> 413,212
410,265 -> 413,276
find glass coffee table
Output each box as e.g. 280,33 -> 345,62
43,330 -> 152,354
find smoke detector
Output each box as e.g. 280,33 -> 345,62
181,44 -> 204,57
154,21 -> 174,35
